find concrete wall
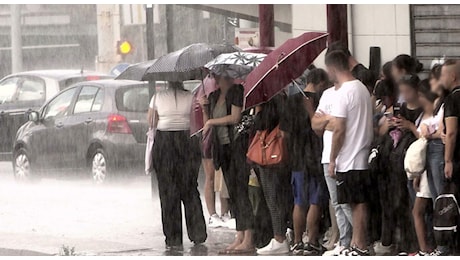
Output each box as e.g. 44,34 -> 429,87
291,4 -> 411,68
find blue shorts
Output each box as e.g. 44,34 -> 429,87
291,171 -> 306,206
291,171 -> 329,207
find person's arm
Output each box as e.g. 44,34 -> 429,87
394,116 -> 418,136
444,117 -> 458,179
328,117 -> 346,178
311,112 -> 329,136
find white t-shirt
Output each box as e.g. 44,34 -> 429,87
316,87 -> 337,164
149,88 -> 193,131
331,80 -> 374,172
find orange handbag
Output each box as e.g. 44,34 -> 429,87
247,125 -> 287,167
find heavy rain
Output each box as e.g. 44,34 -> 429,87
0,3 -> 460,257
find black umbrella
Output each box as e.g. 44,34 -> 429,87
115,59 -> 157,81
142,43 -> 241,82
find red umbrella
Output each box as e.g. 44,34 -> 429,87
190,75 -> 219,136
243,32 -> 328,109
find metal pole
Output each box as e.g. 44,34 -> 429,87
258,4 -> 274,48
165,5 -> 174,53
10,4 -> 23,73
146,5 -> 155,60
326,4 -> 348,48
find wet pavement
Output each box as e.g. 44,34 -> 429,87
0,162 -> 236,256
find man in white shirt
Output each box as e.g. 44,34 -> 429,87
312,86 -> 353,256
324,50 -> 374,256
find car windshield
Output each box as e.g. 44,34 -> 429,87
116,85 -> 149,112
0,78 -> 19,104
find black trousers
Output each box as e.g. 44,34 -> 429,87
153,131 -> 207,246
378,169 -> 415,251
220,144 -> 254,231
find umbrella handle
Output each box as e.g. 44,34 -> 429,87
291,80 -> 308,99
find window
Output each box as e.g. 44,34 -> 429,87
17,78 -> 45,102
115,85 -> 149,112
43,88 -> 77,120
0,77 -> 19,104
73,86 -> 99,114
91,89 -> 104,112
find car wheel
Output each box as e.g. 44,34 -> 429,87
13,148 -> 33,182
91,148 -> 108,184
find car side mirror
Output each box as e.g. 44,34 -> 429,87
28,111 -> 40,123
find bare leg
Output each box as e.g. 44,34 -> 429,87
351,203 -> 368,250
293,205 -> 307,243
413,198 -> 429,252
307,205 -> 322,245
235,229 -> 254,250
226,231 -> 244,250
202,158 -> 216,216
220,197 -> 230,216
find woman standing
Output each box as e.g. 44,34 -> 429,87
251,93 -> 291,255
150,81 -> 207,248
201,75 -> 254,253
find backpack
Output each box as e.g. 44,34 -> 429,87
433,181 -> 460,245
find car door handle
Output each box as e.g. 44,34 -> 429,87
55,122 -> 64,128
85,118 -> 93,124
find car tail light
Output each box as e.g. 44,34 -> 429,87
107,114 -> 132,134
86,75 -> 100,81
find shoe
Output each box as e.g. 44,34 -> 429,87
412,251 -> 429,256
323,243 -> 347,256
223,218 -> 236,229
256,238 -> 290,255
290,242 -> 304,255
221,212 -> 232,222
338,247 -> 351,256
373,241 -> 397,256
346,246 -> 370,256
208,214 -> 224,228
429,249 -> 448,256
303,243 -> 325,256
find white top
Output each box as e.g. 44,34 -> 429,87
149,88 -> 193,131
331,80 -> 374,172
316,87 -> 337,164
433,104 -> 444,131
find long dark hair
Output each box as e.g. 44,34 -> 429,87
430,65 -> 449,115
418,79 -> 437,103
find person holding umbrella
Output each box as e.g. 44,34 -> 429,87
150,81 -> 207,249
200,73 -> 254,254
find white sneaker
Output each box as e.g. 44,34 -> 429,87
323,243 -> 346,256
208,214 -> 224,228
223,218 -> 236,229
221,212 -> 232,222
256,238 -> 290,255
373,241 -> 396,256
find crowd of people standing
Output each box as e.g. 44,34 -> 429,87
148,41 -> 460,256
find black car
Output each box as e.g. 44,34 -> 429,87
13,79 -> 152,183
0,70 -> 112,160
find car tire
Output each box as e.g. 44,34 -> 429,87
13,148 -> 37,182
90,148 -> 109,184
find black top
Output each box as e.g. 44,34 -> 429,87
254,93 -> 286,133
443,86 -> 460,160
280,91 -> 323,174
400,103 -> 423,125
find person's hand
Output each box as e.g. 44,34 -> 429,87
387,117 -> 396,128
199,96 -> 209,109
420,124 -> 429,138
413,177 -> 421,192
203,120 -> 212,135
328,162 -> 337,179
441,133 -> 446,144
394,116 -> 413,130
445,161 -> 453,179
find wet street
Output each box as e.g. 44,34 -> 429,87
0,162 -> 234,256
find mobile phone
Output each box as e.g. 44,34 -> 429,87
384,112 -> 393,118
393,103 -> 401,117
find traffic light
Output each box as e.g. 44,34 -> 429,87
117,40 -> 133,56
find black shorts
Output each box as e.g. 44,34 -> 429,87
336,170 -> 371,204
